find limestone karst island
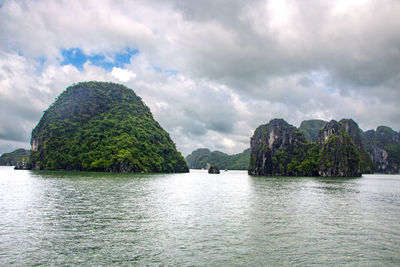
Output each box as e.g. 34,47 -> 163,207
248,118 -> 373,177
27,81 -> 189,173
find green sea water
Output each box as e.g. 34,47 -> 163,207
0,166 -> 399,266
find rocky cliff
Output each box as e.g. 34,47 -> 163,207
249,118 -> 373,177
317,120 -> 363,177
340,119 -> 374,173
28,81 -> 188,173
248,119 -> 310,176
362,126 -> 400,173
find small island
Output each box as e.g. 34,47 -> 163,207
185,148 -> 250,170
208,165 -> 220,174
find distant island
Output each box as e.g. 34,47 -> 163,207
185,148 -> 250,170
186,119 -> 400,176
0,149 -> 30,166
27,81 -> 189,173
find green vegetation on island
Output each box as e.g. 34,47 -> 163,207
186,148 -> 250,170
28,81 -> 188,173
0,148 -> 30,166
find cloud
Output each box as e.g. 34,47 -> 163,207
0,0 -> 400,155
111,67 -> 136,82
0,0 -> 156,58
0,139 -> 30,156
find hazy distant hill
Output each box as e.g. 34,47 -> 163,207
28,81 -> 188,173
0,148 -> 30,166
298,119 -> 327,142
186,148 -> 250,170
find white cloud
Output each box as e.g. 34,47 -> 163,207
111,67 -> 136,82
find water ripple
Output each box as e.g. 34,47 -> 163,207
0,168 -> 399,265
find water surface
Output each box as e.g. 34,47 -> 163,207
0,167 -> 399,265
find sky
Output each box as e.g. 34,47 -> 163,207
1,0 -> 400,156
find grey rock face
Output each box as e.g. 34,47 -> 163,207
318,119 -> 373,175
317,120 -> 362,177
248,119 -> 307,176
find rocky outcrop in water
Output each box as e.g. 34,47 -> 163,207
208,165 -> 220,174
248,119 -> 311,176
249,118 -> 373,177
363,126 -> 400,174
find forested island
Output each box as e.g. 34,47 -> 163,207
185,148 -> 250,170
27,81 -> 188,173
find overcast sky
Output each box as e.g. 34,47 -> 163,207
1,0 -> 400,156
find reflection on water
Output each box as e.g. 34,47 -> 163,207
0,167 -> 399,265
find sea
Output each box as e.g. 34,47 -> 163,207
0,166 -> 399,266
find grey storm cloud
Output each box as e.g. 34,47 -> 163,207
0,0 -> 400,155
171,0 -> 400,93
